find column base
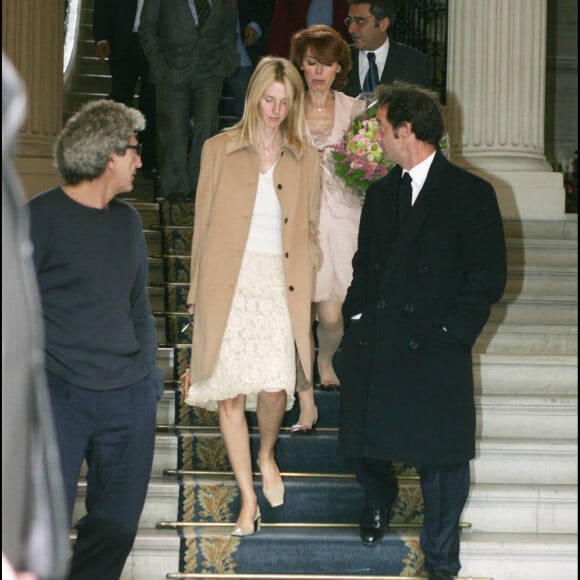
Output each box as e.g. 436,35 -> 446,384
469,169 -> 566,220
15,156 -> 60,200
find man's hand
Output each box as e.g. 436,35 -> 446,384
96,41 -> 111,61
243,26 -> 257,46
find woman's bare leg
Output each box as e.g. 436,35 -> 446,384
256,390 -> 286,499
315,300 -> 343,385
218,395 -> 258,528
295,386 -> 318,428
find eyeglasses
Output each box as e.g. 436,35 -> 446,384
344,15 -> 372,26
123,143 -> 143,156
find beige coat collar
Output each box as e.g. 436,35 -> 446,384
223,131 -> 303,159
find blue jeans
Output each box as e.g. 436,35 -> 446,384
47,371 -> 158,580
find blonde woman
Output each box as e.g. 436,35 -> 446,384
184,57 -> 322,536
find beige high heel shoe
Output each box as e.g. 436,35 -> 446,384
263,481 -> 285,508
257,459 -> 285,508
231,507 -> 262,537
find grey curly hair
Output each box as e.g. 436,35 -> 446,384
54,99 -> 145,184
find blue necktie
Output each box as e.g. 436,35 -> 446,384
362,52 -> 379,92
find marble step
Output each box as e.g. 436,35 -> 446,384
69,527 -> 180,580
149,235 -> 578,267
475,394 -> 577,439
154,349 -> 578,396
502,217 -> 577,241
463,483 -> 577,535
128,200 -> 160,222
459,531 -> 578,580
64,90 -> 109,117
156,389 -> 175,425
153,295 -> 578,342
149,285 -> 166,312
506,238 -> 578,266
148,257 -> 165,284
145,229 -> 163,256
121,178 -> 160,203
138,528 -> 577,580
153,318 -> 579,356
504,265 -> 577,295
472,353 -> 577,396
75,474 -> 577,536
148,430 -> 577,486
155,255 -> 578,297
67,71 -> 112,95
119,528 -> 179,580
156,389 -> 577,440
148,215 -> 578,244
475,323 -> 577,354
470,437 -> 577,485
79,5 -> 94,27
112,528 -> 578,580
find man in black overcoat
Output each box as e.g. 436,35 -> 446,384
338,81 -> 507,580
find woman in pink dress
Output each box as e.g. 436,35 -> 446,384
289,24 -> 366,433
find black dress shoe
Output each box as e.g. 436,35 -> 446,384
429,570 -> 456,580
359,505 -> 389,546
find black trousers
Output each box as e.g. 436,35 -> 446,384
108,33 -> 157,171
47,371 -> 158,580
352,457 -> 470,575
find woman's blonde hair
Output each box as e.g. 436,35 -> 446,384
227,56 -> 307,154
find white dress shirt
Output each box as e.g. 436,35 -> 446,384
358,37 -> 389,89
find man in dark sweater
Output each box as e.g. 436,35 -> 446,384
28,99 -> 163,580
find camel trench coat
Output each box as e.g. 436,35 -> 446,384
187,131 -> 322,388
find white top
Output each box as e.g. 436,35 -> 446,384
245,164 -> 283,255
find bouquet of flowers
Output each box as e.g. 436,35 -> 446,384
329,93 -> 450,202
329,94 -> 395,201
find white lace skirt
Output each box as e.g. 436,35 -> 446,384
185,250 -> 296,412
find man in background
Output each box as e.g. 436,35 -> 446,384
223,0 -> 274,122
343,0 -> 431,97
93,0 -> 158,177
139,0 -> 238,202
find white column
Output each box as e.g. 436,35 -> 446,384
2,0 -> 64,196
446,0 -> 566,218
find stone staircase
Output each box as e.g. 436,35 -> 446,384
66,2 -> 578,578
75,192 -> 574,580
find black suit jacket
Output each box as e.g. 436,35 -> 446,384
93,0 -> 139,55
338,152 -> 507,465
344,39 -> 432,97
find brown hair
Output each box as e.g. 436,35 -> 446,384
289,24 -> 352,91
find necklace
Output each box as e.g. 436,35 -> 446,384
307,93 -> 333,112
258,135 -> 281,158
